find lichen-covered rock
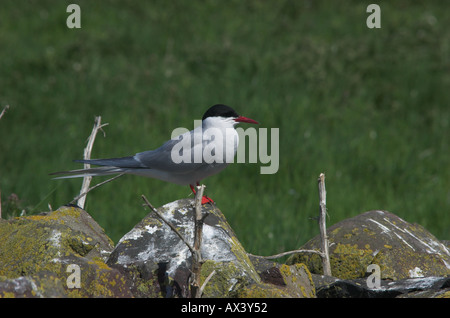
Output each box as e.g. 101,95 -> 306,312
287,210 -> 450,280
200,260 -> 259,298
243,256 -> 316,298
0,272 -> 66,298
316,276 -> 450,298
107,199 -> 261,297
234,282 -> 293,298
234,263 -> 316,298
0,206 -> 132,297
0,205 -> 113,272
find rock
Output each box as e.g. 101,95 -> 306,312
2,204 -> 447,298
0,272 -> 66,298
287,210 -> 450,280
385,276 -> 450,298
310,273 -> 341,291
200,260 -> 260,298
244,255 -> 316,298
316,278 -> 378,298
316,276 -> 450,298
442,240 -> 450,250
107,199 -> 261,298
0,206 -> 132,297
234,282 -> 293,298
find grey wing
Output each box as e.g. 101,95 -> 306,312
135,131 -> 206,173
74,156 -> 145,168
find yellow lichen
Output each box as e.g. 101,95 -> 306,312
0,292 -> 16,298
236,283 -> 291,298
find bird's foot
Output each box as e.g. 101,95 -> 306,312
201,195 -> 214,205
190,184 -> 214,205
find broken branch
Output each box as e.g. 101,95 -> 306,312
247,174 -> 332,276
142,185 -> 210,298
141,194 -> 195,254
318,173 -> 331,276
72,173 -> 125,205
77,116 -> 109,209
190,184 -> 206,298
199,269 -> 216,296
247,249 -> 325,260
0,105 -> 9,120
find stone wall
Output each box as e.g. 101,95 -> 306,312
0,202 -> 448,298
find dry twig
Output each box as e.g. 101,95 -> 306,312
77,116 -> 109,209
318,173 -> 331,275
190,184 -> 205,298
141,184 -> 208,298
199,269 -> 216,295
247,249 -> 325,260
0,105 -> 9,120
247,173 -> 332,276
72,173 -> 125,206
1,106 -> 10,218
141,194 -> 194,254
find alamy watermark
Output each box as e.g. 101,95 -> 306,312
66,3 -> 381,30
366,264 -> 381,289
366,4 -> 381,29
170,120 -> 279,174
66,264 -> 81,289
66,4 -> 81,29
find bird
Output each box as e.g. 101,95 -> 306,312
51,104 -> 259,204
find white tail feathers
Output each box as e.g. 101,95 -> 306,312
50,166 -> 126,179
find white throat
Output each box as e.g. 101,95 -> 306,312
201,116 -> 239,164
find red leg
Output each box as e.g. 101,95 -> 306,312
189,184 -> 214,205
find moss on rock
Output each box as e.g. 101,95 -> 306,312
108,199 -> 261,298
0,206 -> 132,297
235,283 -> 292,298
199,260 -> 256,298
287,210 -> 450,280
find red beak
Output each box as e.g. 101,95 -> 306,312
234,116 -> 259,125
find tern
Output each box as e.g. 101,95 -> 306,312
51,104 -> 259,204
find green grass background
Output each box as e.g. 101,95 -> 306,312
0,1 -> 448,256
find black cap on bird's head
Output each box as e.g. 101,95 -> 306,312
202,104 -> 259,124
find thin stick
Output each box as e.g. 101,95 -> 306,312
142,187 -> 208,298
318,173 -> 331,276
199,269 -> 216,295
191,184 -> 205,298
71,173 -> 125,205
0,105 -> 9,120
247,175 -> 331,272
141,195 -> 194,254
193,184 -> 205,251
77,116 -> 109,209
247,249 -> 325,260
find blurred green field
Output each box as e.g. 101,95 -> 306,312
0,1 -> 449,257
